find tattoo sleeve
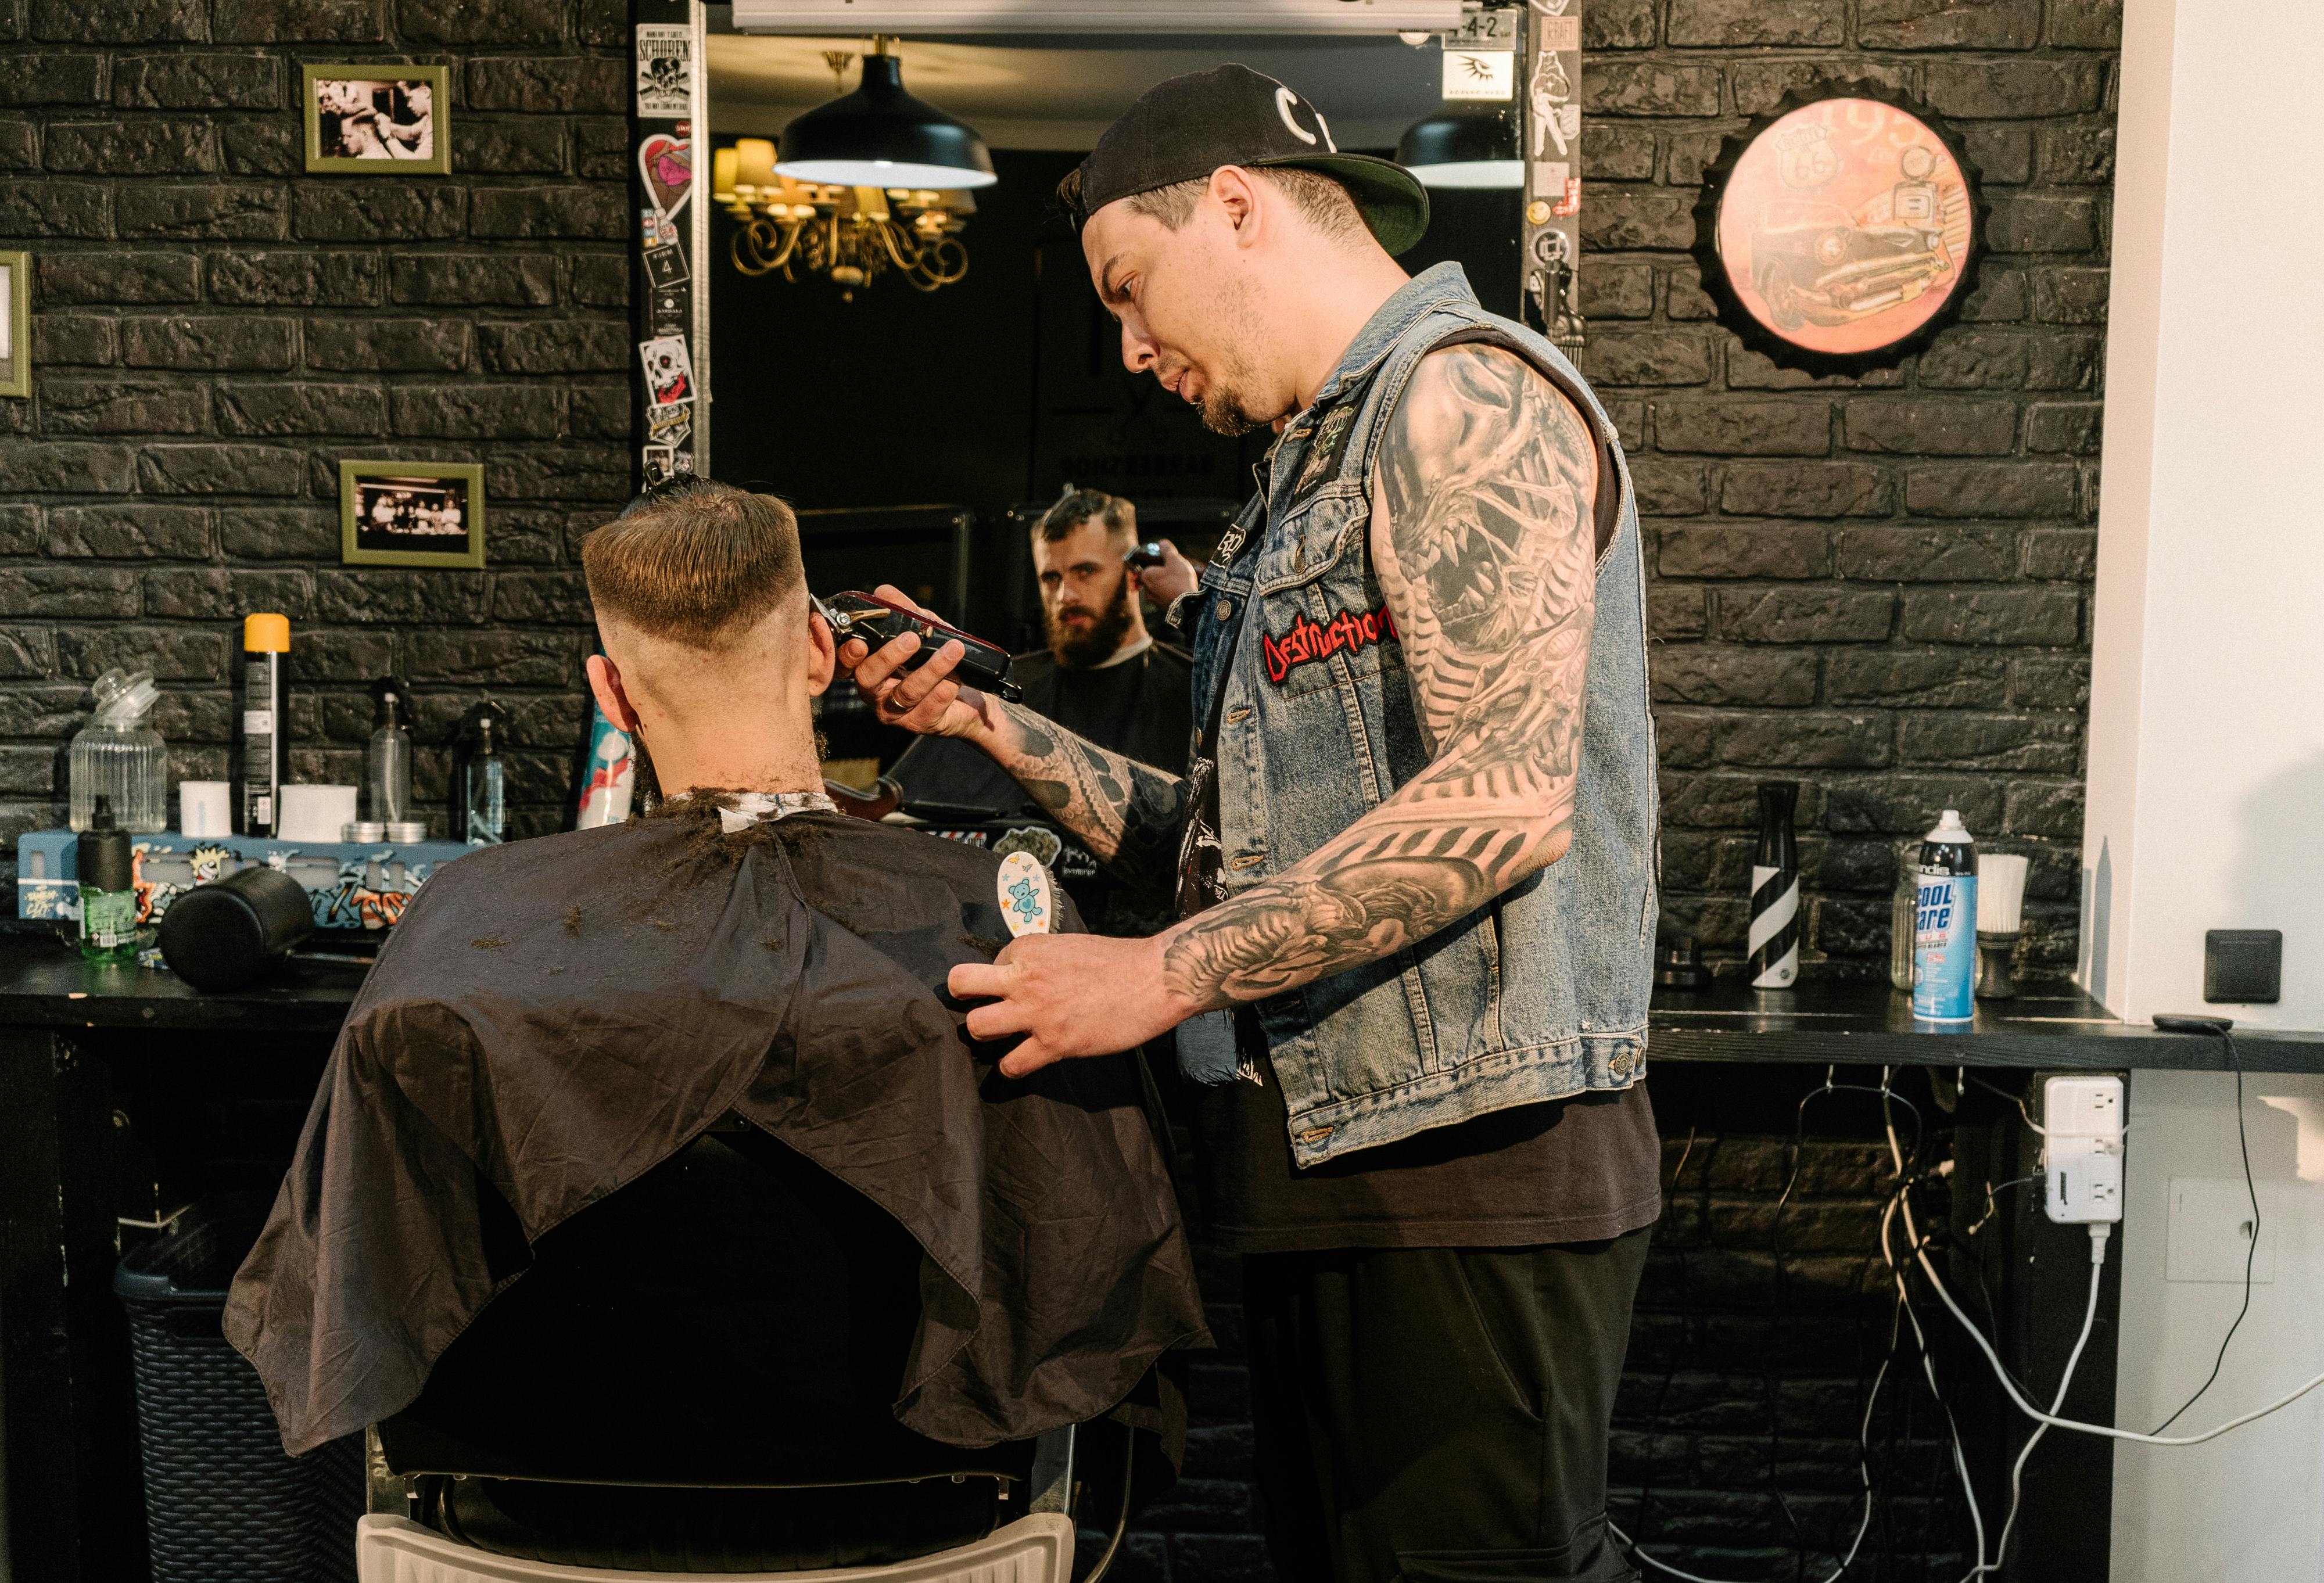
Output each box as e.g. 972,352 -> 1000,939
982,699 -> 1188,885
1160,345 -> 1599,1008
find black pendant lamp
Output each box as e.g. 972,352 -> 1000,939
1396,105 -> 1522,190
775,38 -> 997,192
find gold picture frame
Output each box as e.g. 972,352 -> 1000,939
303,63 -> 451,175
340,461 -> 485,568
0,251 -> 27,400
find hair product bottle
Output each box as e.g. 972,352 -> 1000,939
1910,809 -> 1979,1023
1747,781 -> 1801,989
236,613 -> 290,838
77,795 -> 138,962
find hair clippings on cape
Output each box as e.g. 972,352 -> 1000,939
812,590 -> 1024,702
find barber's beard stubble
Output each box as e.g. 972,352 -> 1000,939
1046,568 -> 1138,669
1195,273 -> 1269,437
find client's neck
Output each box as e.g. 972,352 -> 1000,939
643,701 -> 823,801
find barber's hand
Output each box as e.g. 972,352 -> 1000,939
949,932 -> 1194,1078
831,583 -> 999,742
1139,540 -> 1200,607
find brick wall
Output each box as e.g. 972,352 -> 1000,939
0,0 -> 632,881
1576,0 -> 2119,981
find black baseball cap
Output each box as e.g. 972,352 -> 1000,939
1063,64 -> 1430,257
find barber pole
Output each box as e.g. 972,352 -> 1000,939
1748,781 -> 1800,989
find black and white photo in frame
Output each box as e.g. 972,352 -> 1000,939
304,64 -> 451,175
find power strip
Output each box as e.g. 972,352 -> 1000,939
2043,1074 -> 2125,1225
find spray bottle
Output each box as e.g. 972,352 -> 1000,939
1910,809 -> 1978,1022
77,795 -> 138,963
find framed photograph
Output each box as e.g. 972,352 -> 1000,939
304,64 -> 450,175
1692,82 -> 1985,378
0,250 -> 27,400
339,462 -> 485,568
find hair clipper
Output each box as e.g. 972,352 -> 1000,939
813,590 -> 1023,702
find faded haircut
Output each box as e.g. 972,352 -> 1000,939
582,478 -> 805,649
1056,164 -> 1367,248
1034,484 -> 1136,546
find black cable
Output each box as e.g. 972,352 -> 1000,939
2150,1028 -> 2259,1435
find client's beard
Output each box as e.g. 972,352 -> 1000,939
1045,570 -> 1138,670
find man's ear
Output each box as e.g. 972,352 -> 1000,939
805,608 -> 836,697
1211,165 -> 1262,243
586,652 -> 641,734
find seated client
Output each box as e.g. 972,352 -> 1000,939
225,479 -> 1208,1460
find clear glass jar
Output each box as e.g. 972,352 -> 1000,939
69,669 -> 167,833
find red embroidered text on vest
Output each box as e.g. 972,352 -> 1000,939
1261,604 -> 1400,685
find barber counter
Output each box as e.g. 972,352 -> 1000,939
5,927 -> 2323,1583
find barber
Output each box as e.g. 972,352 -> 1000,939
840,66 -> 1659,1583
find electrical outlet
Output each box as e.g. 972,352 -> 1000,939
2043,1074 -> 2125,1141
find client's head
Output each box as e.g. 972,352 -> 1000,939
582,478 -> 831,797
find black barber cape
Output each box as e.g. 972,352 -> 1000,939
225,800 -> 1209,1456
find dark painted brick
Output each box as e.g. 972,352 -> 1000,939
44,505 -> 212,559
1580,262 -> 1655,321
142,568 -> 312,620
1731,60 -> 1905,116
1899,713 -> 2080,772
1720,464 -> 1892,518
282,627 -> 399,681
454,115 -> 568,174
477,320 -> 627,374
1665,127 -> 1742,189
36,251 -> 200,304
2039,124 -> 2117,184
1586,63 -> 1721,117
568,383 -> 629,442
218,118 -> 302,176
1823,774 -> 2006,835
0,180 -> 108,236
32,313 -> 119,365
304,317 -> 474,372
1859,0 -> 2040,48
122,315 -> 296,371
1960,265 -> 2030,322
1917,329 -> 2103,390
465,55 -> 623,113
1656,399 -> 1828,456
490,570 -> 591,624
0,567 -> 138,618
213,0 -> 387,41
401,0 -> 565,43
220,505 -> 338,559
209,250 -> 382,307
1582,332 -> 1713,387
388,253 -> 558,307
42,378 -> 211,436
1668,0 -> 1842,46
1648,585 -> 1708,639
1961,125 -> 2034,186
295,184 -> 468,241
315,569 -> 489,624
1651,647 -> 1819,708
1656,709 -> 1713,767
1584,0 -> 1658,47
1925,59 -> 2103,117
2004,778 -> 2083,838
0,117 -> 34,168
0,52 -> 103,103
1902,464 -> 2078,519
0,439 -> 135,490
2049,0 -> 2120,47
1826,649 -> 2007,708
1842,399 -> 2017,455
1582,189 -> 1698,252
137,443 -> 307,496
469,184 -> 628,240
1987,195 -> 2100,254
2010,655 -> 2090,709
2029,268 -> 2110,324
1724,342 -> 1905,391
44,119 -> 212,173
488,447 -> 629,505
2021,529 -> 2096,580
1664,265 -> 1718,322
118,182 -> 289,240
1715,712 -> 1892,768
568,252 -> 627,310
0,507 -> 34,552
1719,587 -> 1894,642
390,385 -> 562,440
1837,524 -> 2017,581
404,629 -> 578,685
30,0 -> 202,38
1628,460 -> 1710,516
1591,124 -> 1658,182
1657,523 -> 1828,579
1899,588 -> 2079,645
575,114 -> 628,181
217,382 -> 388,436
113,52 -> 278,110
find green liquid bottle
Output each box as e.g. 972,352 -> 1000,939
77,795 -> 139,963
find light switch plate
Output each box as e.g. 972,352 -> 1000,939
2165,1176 -> 2277,1284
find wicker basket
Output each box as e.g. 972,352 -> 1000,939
114,1197 -> 362,1583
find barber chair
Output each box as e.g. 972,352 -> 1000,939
356,1123 -> 1136,1582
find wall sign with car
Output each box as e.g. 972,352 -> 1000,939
1692,82 -> 1985,378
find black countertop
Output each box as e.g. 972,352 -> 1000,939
2,930 -> 2319,1071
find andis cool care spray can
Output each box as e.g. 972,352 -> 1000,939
1911,809 -> 1978,1022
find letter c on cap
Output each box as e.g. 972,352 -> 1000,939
1275,85 -> 1319,146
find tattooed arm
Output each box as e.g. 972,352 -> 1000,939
1157,344 -> 1599,1008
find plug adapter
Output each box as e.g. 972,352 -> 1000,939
2043,1074 -> 2125,1225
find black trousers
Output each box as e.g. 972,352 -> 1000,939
1243,1229 -> 1651,1583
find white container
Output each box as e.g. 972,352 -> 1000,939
278,784 -> 360,843
178,780 -> 232,839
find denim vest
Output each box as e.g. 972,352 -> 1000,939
1187,263 -> 1658,1168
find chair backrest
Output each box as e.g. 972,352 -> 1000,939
376,1126 -> 1034,1492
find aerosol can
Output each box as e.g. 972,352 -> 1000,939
1911,809 -> 1978,1022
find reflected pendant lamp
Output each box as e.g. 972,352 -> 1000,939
774,45 -> 998,191
1396,106 -> 1523,189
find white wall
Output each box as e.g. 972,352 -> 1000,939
2079,0 -> 2324,1032
2111,1072 -> 2324,1581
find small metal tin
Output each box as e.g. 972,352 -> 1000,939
385,820 -> 430,843
343,821 -> 388,843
